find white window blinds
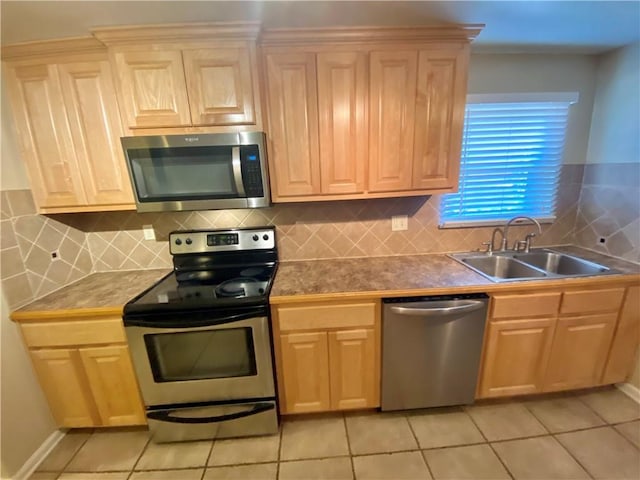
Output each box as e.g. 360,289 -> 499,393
439,93 -> 578,228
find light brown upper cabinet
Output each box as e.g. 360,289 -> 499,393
262,26 -> 481,202
2,38 -> 135,213
93,23 -> 263,131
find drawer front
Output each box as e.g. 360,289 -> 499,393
560,288 -> 625,315
277,302 -> 377,332
21,318 -> 127,348
491,292 -> 561,319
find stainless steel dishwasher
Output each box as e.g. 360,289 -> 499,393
381,293 -> 489,411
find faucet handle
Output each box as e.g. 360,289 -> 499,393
524,233 -> 537,253
481,241 -> 493,254
514,240 -> 528,252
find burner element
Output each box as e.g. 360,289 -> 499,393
216,277 -> 266,298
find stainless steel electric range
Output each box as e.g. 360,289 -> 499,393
123,227 -> 278,443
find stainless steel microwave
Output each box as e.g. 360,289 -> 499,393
121,132 -> 270,212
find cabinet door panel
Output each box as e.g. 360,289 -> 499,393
328,329 -> 378,410
280,332 -> 330,414
5,63 -> 86,207
58,60 -> 134,206
478,318 -> 555,398
265,52 -> 321,198
544,313 -> 617,392
183,47 -> 255,126
79,345 -> 146,426
317,51 -> 367,194
30,348 -> 97,427
413,46 -> 468,190
603,286 -> 640,384
113,50 -> 191,127
369,51 -> 417,192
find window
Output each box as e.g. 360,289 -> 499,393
439,92 -> 578,228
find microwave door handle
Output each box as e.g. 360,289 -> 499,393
231,146 -> 246,196
147,402 -> 274,424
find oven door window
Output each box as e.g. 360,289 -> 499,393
128,146 -> 238,202
144,327 -> 257,382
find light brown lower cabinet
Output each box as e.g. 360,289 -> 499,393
478,284 -> 637,399
272,300 -> 380,414
19,316 -> 146,428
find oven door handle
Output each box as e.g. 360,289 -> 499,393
124,308 -> 266,329
147,402 -> 274,424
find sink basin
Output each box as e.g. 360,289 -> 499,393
512,251 -> 611,276
462,256 -> 547,280
449,248 -> 618,283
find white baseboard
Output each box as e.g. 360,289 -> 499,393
12,429 -> 67,480
616,382 -> 640,404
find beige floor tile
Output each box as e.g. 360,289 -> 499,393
135,439 -> 212,470
465,403 -> 547,441
423,444 -> 510,480
353,451 -> 431,480
129,470 -> 204,480
208,434 -> 280,466
280,415 -> 349,460
58,474 -> 129,480
37,431 -> 93,472
29,473 -> 59,480
65,429 -> 149,472
407,409 -> 484,449
556,426 -> 640,480
615,420 -> 640,448
278,457 -> 353,480
525,396 -> 606,433
203,462 -> 278,479
492,436 -> 589,479
578,388 -> 640,424
346,412 -> 418,455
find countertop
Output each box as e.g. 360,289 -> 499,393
10,246 -> 640,317
269,245 -> 640,303
11,269 -> 170,321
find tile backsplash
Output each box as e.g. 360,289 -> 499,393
3,162 -> 637,308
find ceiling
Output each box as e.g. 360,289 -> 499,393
1,1 -> 639,53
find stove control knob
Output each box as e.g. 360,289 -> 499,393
175,238 -> 182,246
252,234 -> 259,241
185,238 -> 192,245
263,234 -> 269,241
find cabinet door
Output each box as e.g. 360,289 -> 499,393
79,345 -> 146,426
544,313 -> 617,392
112,49 -> 191,127
279,332 -> 330,414
602,286 -> 640,384
29,348 -> 97,427
5,63 -> 86,208
478,317 -> 555,398
317,51 -> 368,195
58,60 -> 134,206
328,328 -> 378,410
183,47 -> 255,126
369,50 -> 417,192
413,45 -> 469,190
264,52 -> 321,198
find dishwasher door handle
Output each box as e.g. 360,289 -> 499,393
389,300 -> 486,317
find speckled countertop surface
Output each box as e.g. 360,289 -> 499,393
270,246 -> 640,301
14,269 -> 170,316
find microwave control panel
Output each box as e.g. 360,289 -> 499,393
240,145 -> 265,198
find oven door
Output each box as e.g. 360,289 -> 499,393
125,313 -> 275,406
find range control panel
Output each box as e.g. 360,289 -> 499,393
169,227 -> 276,255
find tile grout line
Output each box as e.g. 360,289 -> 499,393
461,406 -> 515,480
403,411 -> 435,479
342,413 -> 356,480
200,437 -> 217,480
276,422 -> 284,479
550,432 -> 596,480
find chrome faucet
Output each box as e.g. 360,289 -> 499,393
504,216 -> 542,252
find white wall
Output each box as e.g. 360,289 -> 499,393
586,42 -> 640,164
0,288 -> 57,479
468,53 -> 598,165
1,71 -> 30,191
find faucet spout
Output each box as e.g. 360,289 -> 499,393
504,216 -> 542,251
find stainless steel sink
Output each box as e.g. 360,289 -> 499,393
462,256 -> 547,280
512,251 -> 610,276
450,248 -> 618,283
